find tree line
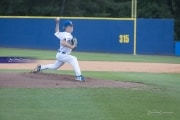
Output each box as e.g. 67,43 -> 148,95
0,0 -> 180,40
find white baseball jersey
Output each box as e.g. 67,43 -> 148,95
54,32 -> 73,55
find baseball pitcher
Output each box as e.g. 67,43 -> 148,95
32,17 -> 85,81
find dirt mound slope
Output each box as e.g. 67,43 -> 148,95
0,72 -> 145,88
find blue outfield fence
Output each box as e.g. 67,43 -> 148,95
0,17 -> 174,55
73,19 -> 134,54
0,18 -> 58,50
137,19 -> 174,55
175,42 -> 180,56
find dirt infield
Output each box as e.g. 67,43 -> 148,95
0,60 -> 180,73
0,72 -> 146,88
0,60 -> 179,88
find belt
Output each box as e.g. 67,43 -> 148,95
58,50 -> 66,54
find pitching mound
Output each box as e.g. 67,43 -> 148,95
0,72 -> 145,88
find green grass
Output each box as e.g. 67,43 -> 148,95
0,47 -> 180,120
0,88 -> 179,120
0,70 -> 180,120
83,71 -> 180,91
0,47 -> 180,63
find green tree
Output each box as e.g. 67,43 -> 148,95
171,0 -> 180,40
137,0 -> 173,18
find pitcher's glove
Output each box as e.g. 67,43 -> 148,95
71,38 -> 78,48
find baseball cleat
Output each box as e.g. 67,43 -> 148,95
32,64 -> 41,73
75,75 -> 86,82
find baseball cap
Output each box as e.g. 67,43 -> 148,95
63,20 -> 73,27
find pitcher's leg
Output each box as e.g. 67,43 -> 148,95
40,60 -> 64,70
68,56 -> 85,81
68,56 -> 81,76
56,54 -> 81,76
55,54 -> 85,81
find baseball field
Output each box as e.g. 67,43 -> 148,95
0,47 -> 180,120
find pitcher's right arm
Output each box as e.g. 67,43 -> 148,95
55,17 -> 60,33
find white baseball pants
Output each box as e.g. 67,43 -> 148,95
40,52 -> 81,76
